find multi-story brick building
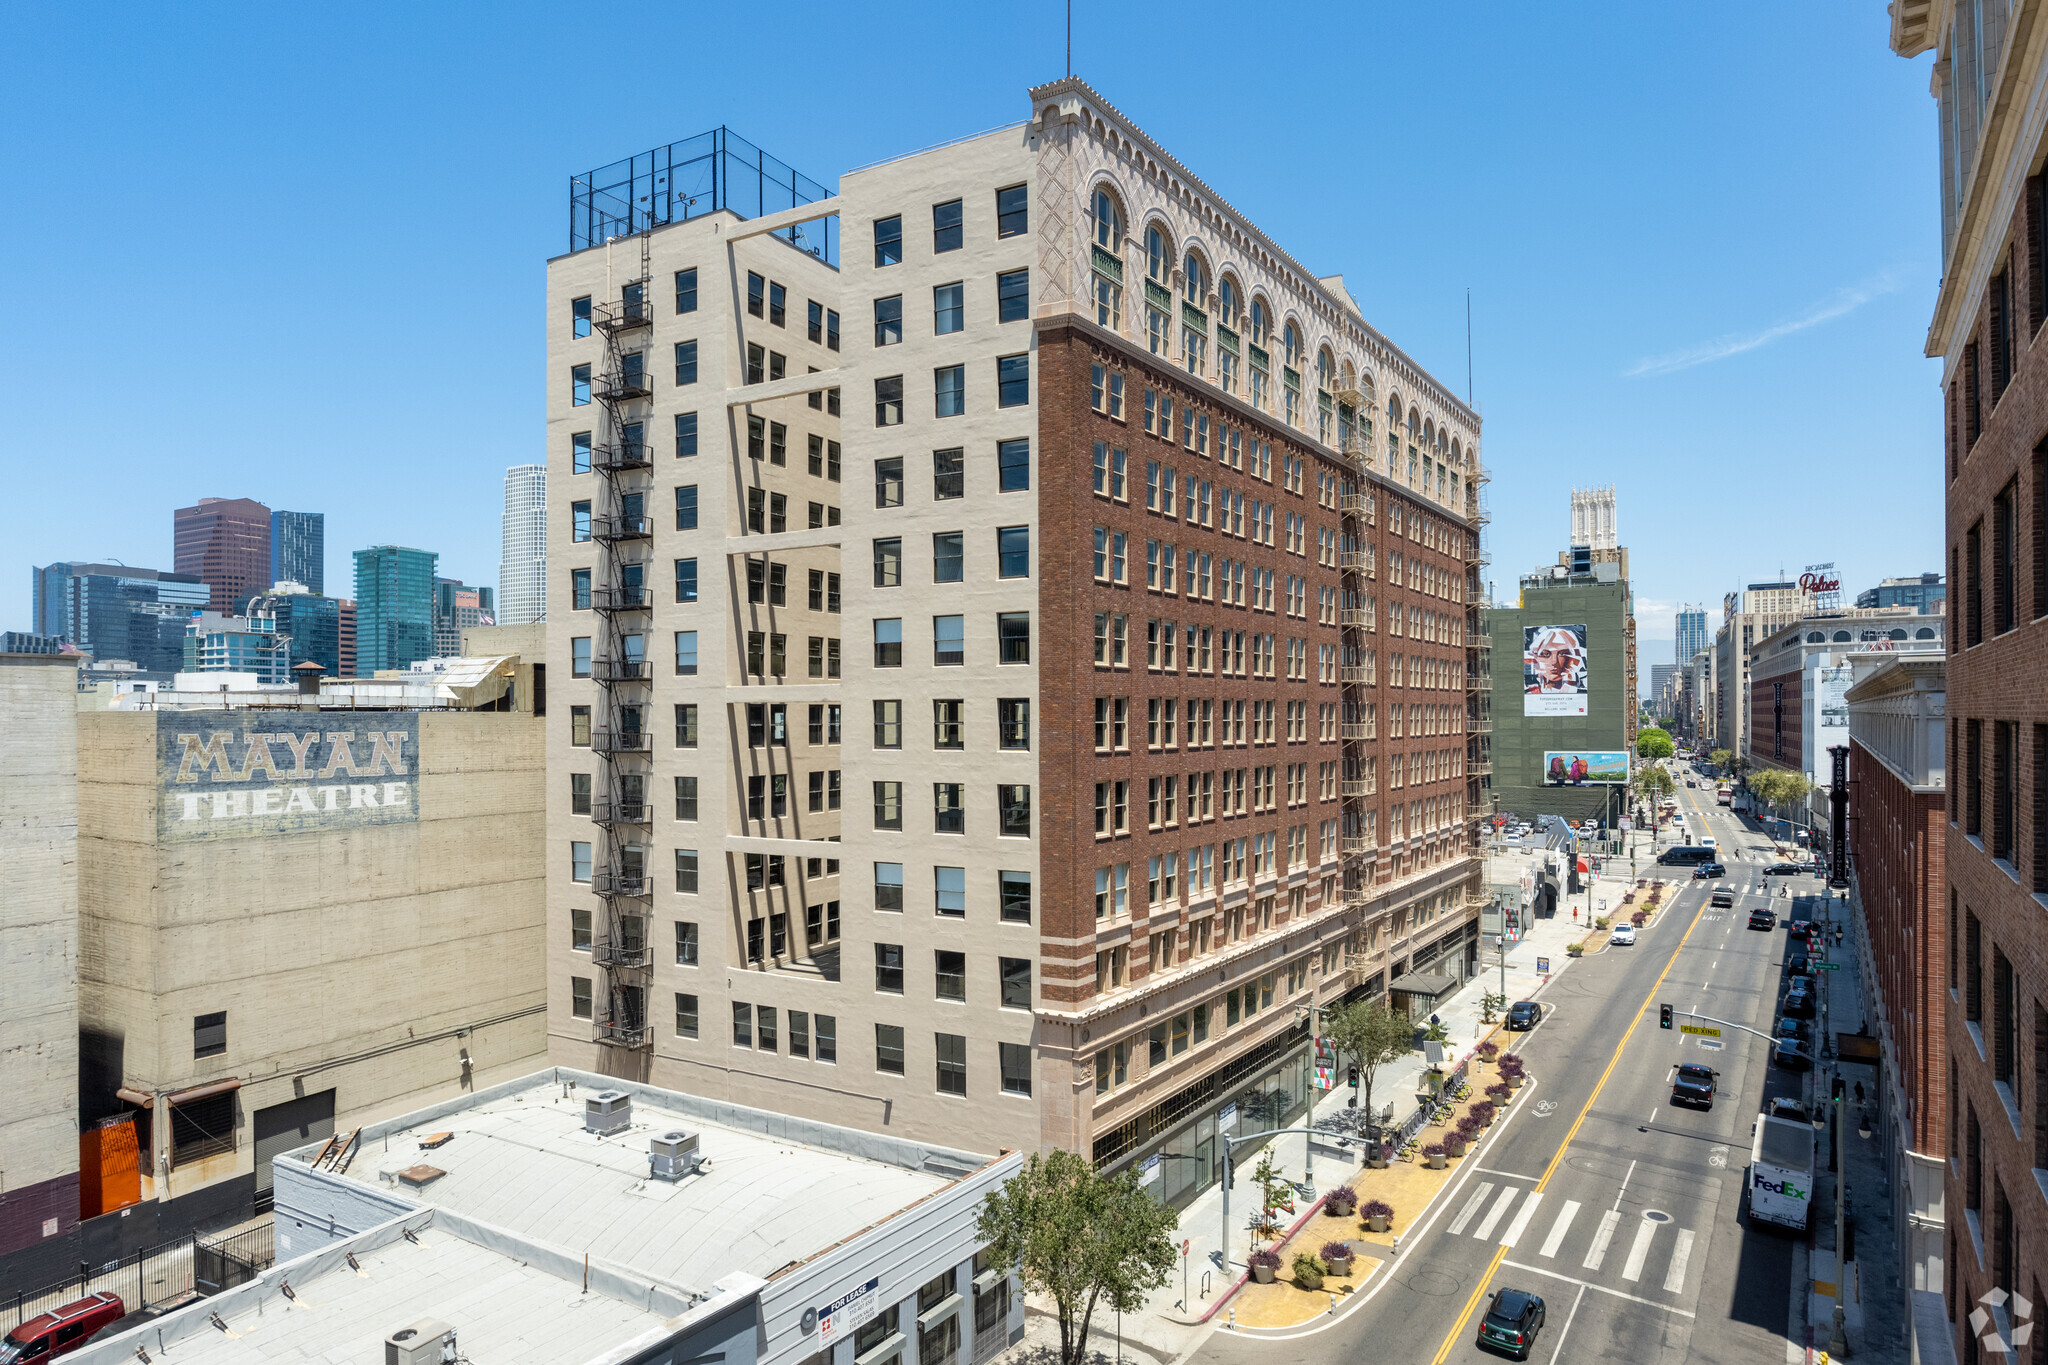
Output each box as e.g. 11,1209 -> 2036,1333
1845,655 -> 1949,1350
544,82 -> 1487,1200
1891,2 -> 2048,1355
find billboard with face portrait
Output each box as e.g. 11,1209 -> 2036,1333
1542,751 -> 1630,786
1524,624 -> 1589,716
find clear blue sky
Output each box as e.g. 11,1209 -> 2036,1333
0,3 -> 1941,665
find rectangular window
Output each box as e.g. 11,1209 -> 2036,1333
935,364 -> 965,416
570,772 -> 592,814
674,848 -> 699,894
936,1033 -> 967,1095
876,944 -> 905,994
997,354 -> 1030,407
876,375 -> 904,426
674,268 -> 697,314
998,612 -> 1030,663
933,531 -> 964,582
998,697 -> 1030,749
673,558 -> 697,604
571,907 -> 591,950
934,447 -> 964,499
934,864 -> 966,916
571,363 -> 590,406
570,705 -> 591,747
874,618 -> 903,667
193,1011 -> 227,1059
572,500 -> 591,542
572,431 -> 592,474
936,950 -> 966,1002
998,268 -> 1030,322
933,698 -> 964,749
571,977 -> 592,1018
999,1041 -> 1032,1096
1000,957 -> 1031,1008
1995,479 -> 2017,635
877,1023 -> 906,1074
674,920 -> 699,965
674,631 -> 698,675
808,298 -> 823,341
671,411 -> 698,458
570,840 -> 592,882
874,537 -> 903,588
732,1002 -> 754,1048
875,294 -> 903,346
874,781 -> 903,830
674,484 -> 698,530
769,281 -> 786,326
999,784 -> 1032,837
875,216 -> 904,267
935,614 -> 964,666
875,861 -> 905,911
674,993 -> 698,1038
571,295 -> 592,337
935,782 -> 965,833
673,340 -> 698,386
571,568 -> 592,611
996,184 -> 1028,237
747,271 -> 765,318
934,282 -> 964,335
874,454 -> 905,508
997,525 -> 1029,578
1000,870 -> 1032,923
874,699 -> 903,748
933,199 -> 963,252
998,438 -> 1029,490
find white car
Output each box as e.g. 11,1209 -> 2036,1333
1609,923 -> 1637,946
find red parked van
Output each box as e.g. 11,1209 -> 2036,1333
0,1292 -> 126,1360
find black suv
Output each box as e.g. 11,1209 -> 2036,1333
1477,1288 -> 1546,1360
1692,863 -> 1726,879
1748,908 -> 1777,930
1710,889 -> 1736,908
1763,862 -> 1802,877
1505,1001 -> 1543,1030
1671,1063 -> 1717,1108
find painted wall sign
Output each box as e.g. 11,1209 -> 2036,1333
156,712 -> 419,841
817,1276 -> 882,1344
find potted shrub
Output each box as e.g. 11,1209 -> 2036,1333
1566,942 -> 1585,958
1472,1100 -> 1497,1128
1292,1251 -> 1328,1292
1325,1186 -> 1358,1217
1486,1083 -> 1511,1104
1594,916 -> 1611,931
1248,1248 -> 1282,1284
1477,1040 -> 1499,1065
1443,1130 -> 1467,1158
1321,1241 -> 1355,1276
1456,1115 -> 1481,1144
1502,1065 -> 1526,1090
1422,1142 -> 1448,1170
1361,1199 -> 1394,1233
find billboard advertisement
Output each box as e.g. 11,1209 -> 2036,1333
1543,751 -> 1630,786
1524,624 -> 1589,716
157,712 -> 419,841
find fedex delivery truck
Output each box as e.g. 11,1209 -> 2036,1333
1749,1113 -> 1815,1229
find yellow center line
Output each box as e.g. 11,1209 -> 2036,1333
1428,889 -> 1711,1364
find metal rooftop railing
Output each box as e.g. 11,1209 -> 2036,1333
569,126 -> 838,265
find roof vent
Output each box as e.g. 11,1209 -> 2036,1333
584,1089 -> 632,1136
648,1129 -> 700,1181
385,1320 -> 457,1365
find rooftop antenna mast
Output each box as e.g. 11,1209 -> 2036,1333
1465,289 -> 1473,405
1066,0 -> 1072,77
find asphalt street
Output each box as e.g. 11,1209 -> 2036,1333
1196,770 -> 1826,1365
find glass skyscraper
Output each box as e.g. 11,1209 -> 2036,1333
32,562 -> 209,672
174,497 -> 271,614
351,546 -> 439,673
498,465 -> 546,625
1675,604 -> 1707,665
270,509 -> 325,595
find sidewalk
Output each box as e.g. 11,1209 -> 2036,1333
1119,844 -> 1646,1354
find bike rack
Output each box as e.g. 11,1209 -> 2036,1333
1200,1271 -> 1212,1299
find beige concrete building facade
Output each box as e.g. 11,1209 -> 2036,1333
545,83 -> 1487,1192
0,655 -> 82,1279
74,701 -> 546,1232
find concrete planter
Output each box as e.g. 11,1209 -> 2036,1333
1426,1153 -> 1447,1170
1364,1215 -> 1391,1233
1324,1250 -> 1355,1277
1251,1261 -> 1277,1284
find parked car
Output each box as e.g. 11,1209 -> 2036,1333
1787,955 -> 1814,979
1749,908 -> 1778,930
1769,1096 -> 1812,1123
1505,1000 -> 1543,1030
0,1293 -> 126,1362
1775,1017 -> 1808,1044
1787,919 -> 1817,939
1477,1288 -> 1547,1360
1782,986 -> 1817,1019
1772,1039 -> 1815,1070
1671,1063 -> 1718,1108
1711,889 -> 1736,909
1763,863 -> 1801,877
1610,923 -> 1637,946
1693,862 -> 1726,879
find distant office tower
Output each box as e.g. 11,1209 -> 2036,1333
499,465 -> 546,625
0,632 -> 67,655
174,497 -> 272,614
1855,572 -> 1947,613
352,546 -> 438,673
1570,486 -> 1618,552
181,611 -> 288,684
338,599 -> 357,677
270,510 -> 325,595
433,578 -> 497,656
253,582 -> 343,676
1675,604 -> 1707,665
31,562 -> 209,671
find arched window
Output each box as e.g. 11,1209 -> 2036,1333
1317,348 -> 1336,394
1888,628 -> 1907,640
1805,631 -> 1825,644
1219,276 -> 1240,327
1916,627 -> 1936,639
1093,189 -> 1123,251
1251,298 -> 1270,346
1146,226 -> 1168,283
1832,630 -> 1852,643
1284,322 -> 1304,369
1184,252 -> 1207,301
1859,629 -> 1880,642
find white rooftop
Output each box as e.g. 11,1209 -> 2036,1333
76,1209 -> 689,1365
321,1077 -> 965,1295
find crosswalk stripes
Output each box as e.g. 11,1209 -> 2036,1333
1442,1182 -> 1697,1296
1498,1192 -> 1543,1248
1538,1200 -> 1581,1258
1583,1208 -> 1622,1270
1448,1182 -> 1495,1236
1664,1229 -> 1695,1293
1620,1219 -> 1659,1282
1472,1186 -> 1521,1241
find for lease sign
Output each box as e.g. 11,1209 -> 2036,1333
156,712 -> 419,841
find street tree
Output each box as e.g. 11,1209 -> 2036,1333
1323,998 -> 1415,1137
1637,727 -> 1675,759
1746,770 -> 1814,831
974,1149 -> 1179,1365
1709,748 -> 1733,772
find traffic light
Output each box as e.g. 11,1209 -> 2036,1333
1660,1003 -> 1673,1030
1831,1074 -> 1845,1105
1349,1064 -> 1360,1090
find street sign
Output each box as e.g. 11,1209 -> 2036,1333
1680,1024 -> 1722,1038
1140,1155 -> 1162,1186
1815,961 -> 1840,971
1219,1102 -> 1239,1133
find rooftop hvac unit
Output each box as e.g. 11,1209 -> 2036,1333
385,1320 -> 456,1365
584,1089 -> 632,1136
648,1129 -> 701,1181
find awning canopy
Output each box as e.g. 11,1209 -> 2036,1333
1390,972 -> 1457,996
